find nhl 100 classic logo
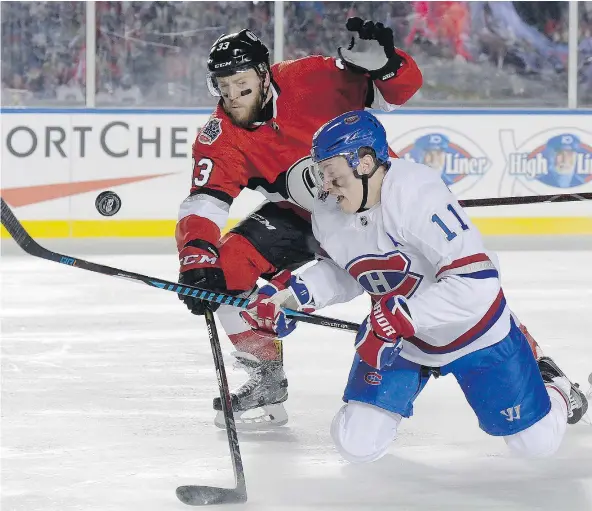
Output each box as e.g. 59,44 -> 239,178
499,129 -> 592,195
394,128 -> 490,195
95,191 -> 122,217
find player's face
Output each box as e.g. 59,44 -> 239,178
218,69 -> 263,128
554,149 -> 576,175
319,157 -> 362,214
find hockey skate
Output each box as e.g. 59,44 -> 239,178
213,351 -> 288,430
538,357 -> 589,425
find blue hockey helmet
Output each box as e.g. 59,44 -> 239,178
311,110 -> 391,170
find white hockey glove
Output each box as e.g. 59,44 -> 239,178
338,17 -> 404,82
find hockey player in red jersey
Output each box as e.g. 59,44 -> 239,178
176,18 -> 423,428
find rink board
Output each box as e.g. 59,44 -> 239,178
1,108 -> 591,238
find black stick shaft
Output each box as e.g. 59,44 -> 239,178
205,307 -> 246,493
175,308 -> 248,506
459,192 -> 592,208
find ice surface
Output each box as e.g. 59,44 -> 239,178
2,251 -> 591,511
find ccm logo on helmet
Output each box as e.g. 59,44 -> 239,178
180,254 -> 218,266
214,62 -> 232,68
245,31 -> 258,41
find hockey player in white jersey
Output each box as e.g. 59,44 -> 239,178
241,110 -> 588,462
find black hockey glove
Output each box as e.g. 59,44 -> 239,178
178,239 -> 229,315
178,266 -> 229,315
338,17 -> 403,81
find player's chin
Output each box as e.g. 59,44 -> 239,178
228,112 -> 250,128
229,110 -> 257,129
338,197 -> 356,214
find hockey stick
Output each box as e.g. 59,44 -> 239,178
5,190 -> 587,332
459,192 -> 592,208
176,305 -> 248,506
0,198 -> 359,332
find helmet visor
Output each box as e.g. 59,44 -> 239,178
206,63 -> 265,97
206,67 -> 254,97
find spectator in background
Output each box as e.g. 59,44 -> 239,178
2,1 -> 590,107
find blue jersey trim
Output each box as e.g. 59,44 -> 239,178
458,269 -> 500,280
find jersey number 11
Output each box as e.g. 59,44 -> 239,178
431,204 -> 469,241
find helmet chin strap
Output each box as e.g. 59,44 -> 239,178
357,176 -> 369,213
258,67 -> 271,109
354,162 -> 381,213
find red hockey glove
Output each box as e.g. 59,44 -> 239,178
355,295 -> 415,369
371,294 -> 416,340
240,270 -> 314,338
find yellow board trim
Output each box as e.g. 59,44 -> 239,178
472,217 -> 592,236
1,217 -> 591,239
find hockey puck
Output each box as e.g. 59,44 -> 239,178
95,191 -> 121,217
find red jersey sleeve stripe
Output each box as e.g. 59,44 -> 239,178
435,253 -> 492,278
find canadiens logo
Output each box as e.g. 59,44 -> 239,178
197,118 -> 222,145
500,130 -> 592,192
394,128 -> 490,195
364,372 -> 382,385
344,114 -> 360,125
346,251 -> 422,299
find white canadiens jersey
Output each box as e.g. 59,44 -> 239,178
301,158 -> 511,367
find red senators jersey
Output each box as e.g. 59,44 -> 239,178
176,52 -> 422,250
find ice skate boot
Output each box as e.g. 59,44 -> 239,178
213,351 -> 288,429
538,356 -> 589,425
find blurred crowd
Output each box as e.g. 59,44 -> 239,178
2,1 -> 592,107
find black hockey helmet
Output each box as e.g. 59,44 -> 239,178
207,29 -> 270,97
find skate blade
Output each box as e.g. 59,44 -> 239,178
214,403 -> 288,430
